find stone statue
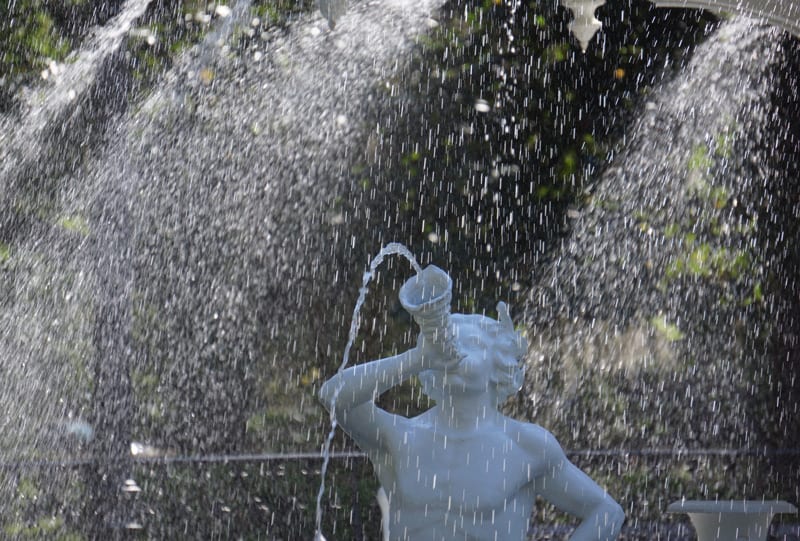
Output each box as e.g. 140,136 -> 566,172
319,265 -> 624,540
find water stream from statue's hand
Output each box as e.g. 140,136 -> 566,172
314,242 -> 422,540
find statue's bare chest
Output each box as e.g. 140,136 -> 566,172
387,426 -> 539,513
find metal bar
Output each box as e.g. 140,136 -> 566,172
1,448 -> 798,470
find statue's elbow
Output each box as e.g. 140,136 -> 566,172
317,378 -> 335,411
605,499 -> 625,531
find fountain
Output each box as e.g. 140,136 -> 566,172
318,260 -> 624,540
0,0 -> 798,538
667,499 -> 797,541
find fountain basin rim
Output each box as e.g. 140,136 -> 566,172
667,500 -> 798,514
650,0 -> 800,37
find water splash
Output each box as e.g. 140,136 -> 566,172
314,242 -> 421,540
515,16 -> 792,529
0,0 -> 153,183
196,0 -> 253,67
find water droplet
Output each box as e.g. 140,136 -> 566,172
214,5 -> 232,18
474,99 -> 491,113
122,479 -> 142,493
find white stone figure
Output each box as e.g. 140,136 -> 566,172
561,0 -> 606,51
319,265 -> 624,541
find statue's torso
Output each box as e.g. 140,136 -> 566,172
373,418 -> 544,541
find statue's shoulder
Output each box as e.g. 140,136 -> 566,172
507,419 -> 567,464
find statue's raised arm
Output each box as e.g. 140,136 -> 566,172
317,266 -> 458,453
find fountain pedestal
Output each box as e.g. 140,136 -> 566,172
667,500 -> 797,541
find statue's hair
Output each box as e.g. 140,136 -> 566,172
419,302 -> 528,405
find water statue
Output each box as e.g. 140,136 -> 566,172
319,264 -> 624,540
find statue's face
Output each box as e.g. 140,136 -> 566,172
422,357 -> 491,402
420,313 -> 524,403
425,323 -> 498,398
446,331 -> 494,394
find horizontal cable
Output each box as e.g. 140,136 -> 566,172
1,448 -> 799,470
568,447 -> 800,458
0,451 -> 364,470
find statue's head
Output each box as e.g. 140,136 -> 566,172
419,302 -> 528,405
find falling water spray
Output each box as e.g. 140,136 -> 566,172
314,242 -> 422,540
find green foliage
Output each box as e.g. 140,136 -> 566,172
0,0 -> 322,106
656,127 -> 762,309
0,242 -> 10,265
560,149 -> 579,178
686,243 -> 712,277
714,129 -> 734,158
3,516 -> 83,540
687,143 -> 713,172
57,215 -> 90,236
543,43 -> 570,63
650,315 -> 684,342
0,5 -> 71,78
3,474 -> 85,540
16,477 -> 39,501
251,0 -> 315,25
666,242 -> 755,284
401,150 -> 422,178
744,281 -> 764,306
663,223 -> 681,238
709,185 -> 729,209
